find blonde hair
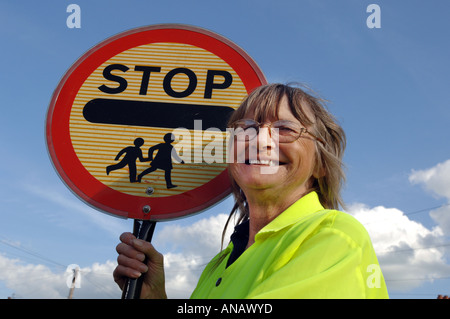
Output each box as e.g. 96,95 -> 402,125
222,83 -> 346,246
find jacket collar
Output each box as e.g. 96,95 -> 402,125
256,191 -> 325,236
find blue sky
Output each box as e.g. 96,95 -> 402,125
1,0 -> 450,299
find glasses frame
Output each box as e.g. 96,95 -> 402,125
230,119 -> 326,145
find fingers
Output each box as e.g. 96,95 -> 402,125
114,232 -> 164,281
119,232 -> 163,261
113,265 -> 136,290
117,252 -> 148,274
114,233 -> 147,287
116,235 -> 146,262
114,232 -> 167,298
117,233 -> 162,262
119,232 -> 136,246
130,238 -> 164,265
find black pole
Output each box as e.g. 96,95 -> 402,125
121,219 -> 157,299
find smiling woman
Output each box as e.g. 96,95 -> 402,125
113,83 -> 389,299
225,83 -> 346,232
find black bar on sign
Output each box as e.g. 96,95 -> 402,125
82,98 -> 235,131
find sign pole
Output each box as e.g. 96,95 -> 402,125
121,219 -> 157,299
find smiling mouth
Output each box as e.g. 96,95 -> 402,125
245,159 -> 282,167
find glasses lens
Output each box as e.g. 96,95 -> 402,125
272,120 -> 301,142
233,120 -> 258,141
231,119 -> 304,143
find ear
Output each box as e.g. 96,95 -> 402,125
313,155 -> 326,179
313,167 -> 325,179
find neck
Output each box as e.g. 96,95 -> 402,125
245,196 -> 294,249
244,187 -> 313,249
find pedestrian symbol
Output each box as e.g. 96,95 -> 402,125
107,134 -> 185,189
137,133 -> 185,188
107,138 -> 145,183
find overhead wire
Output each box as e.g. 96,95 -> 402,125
402,203 -> 450,217
376,242 -> 450,255
0,237 -> 118,298
1,201 -> 450,297
353,202 -> 450,226
0,238 -> 67,270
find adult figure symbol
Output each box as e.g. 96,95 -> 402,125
138,133 -> 185,188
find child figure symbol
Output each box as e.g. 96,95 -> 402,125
137,133 -> 185,189
106,137 -> 145,183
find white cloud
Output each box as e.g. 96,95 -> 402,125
156,213 -> 234,298
4,182 -> 449,297
429,205 -> 450,235
0,254 -> 121,299
409,159 -> 450,199
157,213 -> 232,255
347,203 -> 450,292
409,158 -> 450,233
0,213 -> 233,299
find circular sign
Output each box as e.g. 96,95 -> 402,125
46,24 -> 266,220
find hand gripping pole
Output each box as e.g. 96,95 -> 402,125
121,219 -> 157,299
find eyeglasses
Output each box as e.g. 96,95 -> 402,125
230,119 -> 325,145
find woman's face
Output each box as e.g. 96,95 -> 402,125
229,96 -> 319,203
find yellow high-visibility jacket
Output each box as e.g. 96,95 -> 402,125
190,191 -> 389,299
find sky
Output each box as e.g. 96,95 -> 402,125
0,0 -> 449,299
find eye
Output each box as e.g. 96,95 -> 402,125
233,120 -> 259,132
278,126 -> 296,133
232,120 -> 258,141
273,121 -> 299,135
243,123 -> 259,131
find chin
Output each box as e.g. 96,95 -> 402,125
230,163 -> 284,188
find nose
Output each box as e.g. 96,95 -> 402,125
257,126 -> 276,152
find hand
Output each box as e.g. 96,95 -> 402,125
113,232 -> 167,299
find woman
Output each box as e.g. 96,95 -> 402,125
113,83 -> 389,299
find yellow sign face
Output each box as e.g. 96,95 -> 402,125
69,42 -> 247,198
47,25 -> 266,220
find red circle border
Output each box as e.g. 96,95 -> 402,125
46,24 -> 266,220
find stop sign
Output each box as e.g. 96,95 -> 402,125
46,24 -> 266,220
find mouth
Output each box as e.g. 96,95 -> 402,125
245,159 -> 283,167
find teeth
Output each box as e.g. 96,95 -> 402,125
248,159 -> 278,166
